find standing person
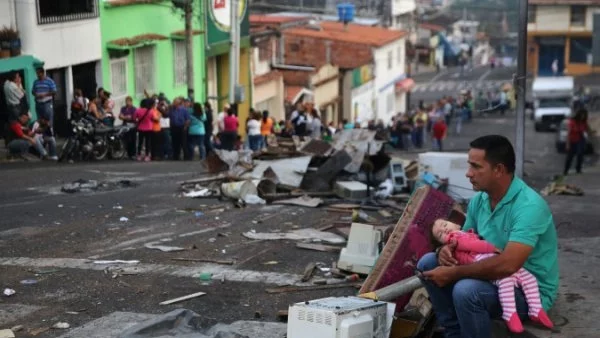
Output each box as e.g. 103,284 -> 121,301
221,106 -> 239,151
203,102 -> 214,155
551,58 -> 559,76
247,111 -> 262,151
564,108 -> 590,175
187,103 -> 207,160
414,110 -> 427,148
432,116 -> 448,152
158,99 -> 172,160
3,71 -> 25,122
134,99 -> 154,162
31,67 -> 56,125
260,110 -> 274,147
169,98 -> 191,160
119,96 -> 137,159
417,135 -> 559,338
309,110 -> 322,139
150,100 -> 162,160
292,109 -> 308,136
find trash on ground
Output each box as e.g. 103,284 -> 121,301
3,288 -> 15,296
0,329 -> 15,338
9,326 -> 23,333
51,322 -> 70,329
296,242 -> 343,252
93,260 -> 140,265
263,261 -> 279,265
19,279 -> 38,285
171,257 -> 235,265
541,181 -> 584,196
119,217 -> 129,222
144,240 -> 186,252
265,282 -> 361,294
61,179 -> 137,194
159,291 -> 206,305
273,196 -> 323,207
242,228 -> 345,244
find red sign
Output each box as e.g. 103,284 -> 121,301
214,0 -> 225,9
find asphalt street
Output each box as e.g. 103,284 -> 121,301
0,113 -> 599,337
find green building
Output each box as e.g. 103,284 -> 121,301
99,0 -> 206,109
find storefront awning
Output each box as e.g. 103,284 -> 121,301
395,78 -> 415,93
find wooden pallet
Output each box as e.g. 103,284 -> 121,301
359,185 -> 462,311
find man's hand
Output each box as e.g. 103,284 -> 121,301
423,266 -> 459,287
438,242 -> 458,266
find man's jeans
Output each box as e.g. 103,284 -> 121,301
36,101 -> 54,124
417,253 -> 530,338
35,135 -> 56,157
8,137 -> 48,157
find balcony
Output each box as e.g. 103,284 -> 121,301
36,0 -> 99,25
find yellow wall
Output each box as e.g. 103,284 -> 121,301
216,47 -> 251,137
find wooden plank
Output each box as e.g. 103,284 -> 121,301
171,258 -> 235,265
159,292 -> 206,305
296,242 -> 342,252
301,262 -> 317,282
265,283 -> 362,294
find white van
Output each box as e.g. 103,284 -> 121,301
532,76 -> 573,131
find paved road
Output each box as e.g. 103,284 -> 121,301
411,66 -> 517,105
0,115 -> 598,337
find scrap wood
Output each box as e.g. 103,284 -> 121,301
276,310 -> 289,322
301,262 -> 318,282
265,283 -> 362,294
159,291 -> 206,305
296,242 -> 342,252
541,182 -> 584,196
171,257 -> 235,265
261,191 -> 336,200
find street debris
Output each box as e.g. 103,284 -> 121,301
242,228 -> 346,244
273,195 -> 323,207
265,283 -> 361,294
171,257 -> 235,265
159,291 -> 206,305
144,240 -> 186,252
93,260 -> 140,265
19,279 -> 38,285
542,181 -> 584,196
51,322 -> 70,329
61,179 -> 138,194
3,288 -> 15,296
119,217 -> 129,222
296,242 -> 342,252
0,330 -> 15,338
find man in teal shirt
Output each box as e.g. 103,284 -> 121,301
418,135 -> 559,338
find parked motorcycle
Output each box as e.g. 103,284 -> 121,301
59,115 -> 128,162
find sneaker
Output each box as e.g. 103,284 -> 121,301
144,156 -> 151,162
49,156 -> 59,161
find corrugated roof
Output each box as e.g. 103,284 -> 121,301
285,21 -> 407,47
419,23 -> 445,32
250,14 -> 306,25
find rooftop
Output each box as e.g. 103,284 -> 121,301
529,0 -> 600,4
284,21 -> 407,47
419,22 -> 445,32
262,11 -> 381,26
250,14 -> 306,25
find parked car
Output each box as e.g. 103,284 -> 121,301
555,119 -> 594,154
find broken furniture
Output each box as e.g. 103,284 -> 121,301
287,296 -> 391,338
359,185 -> 462,311
337,223 -> 382,275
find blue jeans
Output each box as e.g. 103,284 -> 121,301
188,134 -> 206,160
248,134 -> 263,151
417,253 -> 529,338
162,128 -> 172,159
36,101 -> 54,124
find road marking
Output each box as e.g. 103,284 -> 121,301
478,69 -> 493,83
0,256 -> 333,286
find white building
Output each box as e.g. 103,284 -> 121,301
374,35 -> 407,123
13,0 -> 102,133
391,0 -> 417,31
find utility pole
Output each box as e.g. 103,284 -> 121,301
229,0 -> 240,104
515,0 -> 528,178
185,0 -> 194,101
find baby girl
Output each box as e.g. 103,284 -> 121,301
430,218 -> 553,333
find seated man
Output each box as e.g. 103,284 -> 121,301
32,117 -> 58,160
6,112 -> 49,160
417,135 -> 559,338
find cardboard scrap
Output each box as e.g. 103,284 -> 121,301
242,228 -> 346,244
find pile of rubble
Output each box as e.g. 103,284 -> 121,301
179,129 -> 419,208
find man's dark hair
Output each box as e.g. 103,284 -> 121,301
35,67 -> 45,73
470,135 -> 516,174
8,71 -> 18,81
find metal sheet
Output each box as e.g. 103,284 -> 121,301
245,156 -> 312,188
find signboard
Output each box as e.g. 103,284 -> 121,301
352,64 -> 374,89
207,0 -> 249,46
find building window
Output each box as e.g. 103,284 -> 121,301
388,51 -> 393,70
37,0 -> 98,25
173,40 -> 187,87
570,37 -> 592,64
527,5 -> 536,23
110,58 -> 128,111
570,5 -> 586,27
134,46 -> 156,97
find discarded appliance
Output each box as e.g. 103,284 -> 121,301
338,223 -> 382,274
287,296 -> 392,338
334,181 -> 368,200
418,152 -> 475,201
388,157 -> 409,192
